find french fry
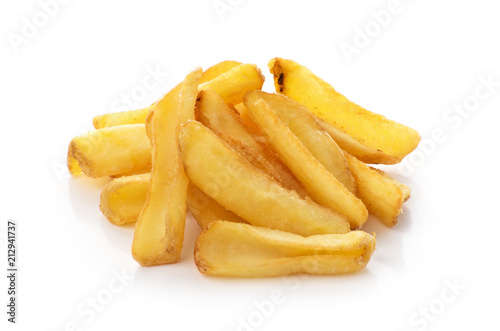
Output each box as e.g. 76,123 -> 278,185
93,106 -> 153,129
245,91 -> 356,194
132,68 -> 202,266
99,172 -> 246,228
344,153 -> 410,226
100,173 -> 149,225
244,98 -> 368,229
67,124 -> 152,178
269,58 -> 420,163
316,117 -> 399,165
92,60 -> 243,129
195,221 -> 376,277
199,60 -> 242,84
195,89 -> 308,197
179,121 -> 350,236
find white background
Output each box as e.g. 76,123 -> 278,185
1,0 -> 499,330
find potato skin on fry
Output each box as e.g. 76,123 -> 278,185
195,221 -> 376,277
269,57 -> 420,163
179,121 -> 350,236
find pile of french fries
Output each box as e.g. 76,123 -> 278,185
67,58 -> 420,277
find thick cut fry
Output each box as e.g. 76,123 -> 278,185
93,106 -> 152,129
195,89 -> 308,197
317,117 -> 400,164
100,173 -> 149,225
195,221 -> 376,277
67,124 -> 152,178
187,182 -> 248,229
344,153 -> 409,226
269,58 -> 420,163
132,68 -> 202,266
198,63 -> 265,105
199,60 -> 242,84
245,91 -> 356,194
179,121 -> 350,236
245,99 -> 368,229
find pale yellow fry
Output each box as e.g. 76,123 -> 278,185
100,173 -> 149,225
245,90 -> 356,194
344,153 -> 408,227
67,124 -> 152,178
93,106 -> 152,129
199,60 -> 242,84
179,121 -> 350,236
245,98 -> 368,229
132,68 -> 202,266
195,221 -> 376,277
269,58 -> 420,163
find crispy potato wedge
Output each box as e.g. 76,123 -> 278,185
100,173 -> 149,225
244,98 -> 368,229
245,91 -> 356,194
132,68 -> 202,266
195,221 -> 376,277
344,153 -> 409,226
195,89 -> 308,198
67,124 -> 152,178
269,58 -> 420,163
93,60 -> 243,129
179,121 -> 350,236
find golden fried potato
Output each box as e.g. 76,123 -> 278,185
317,117 -> 400,165
244,98 -> 368,229
100,173 -> 149,225
344,153 -> 410,226
93,106 -> 153,129
268,58 -> 420,163
179,121 -> 350,236
199,60 -> 242,84
195,89 -> 308,197
195,221 -> 376,277
245,90 -> 356,194
67,124 -> 152,178
132,68 -> 202,266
